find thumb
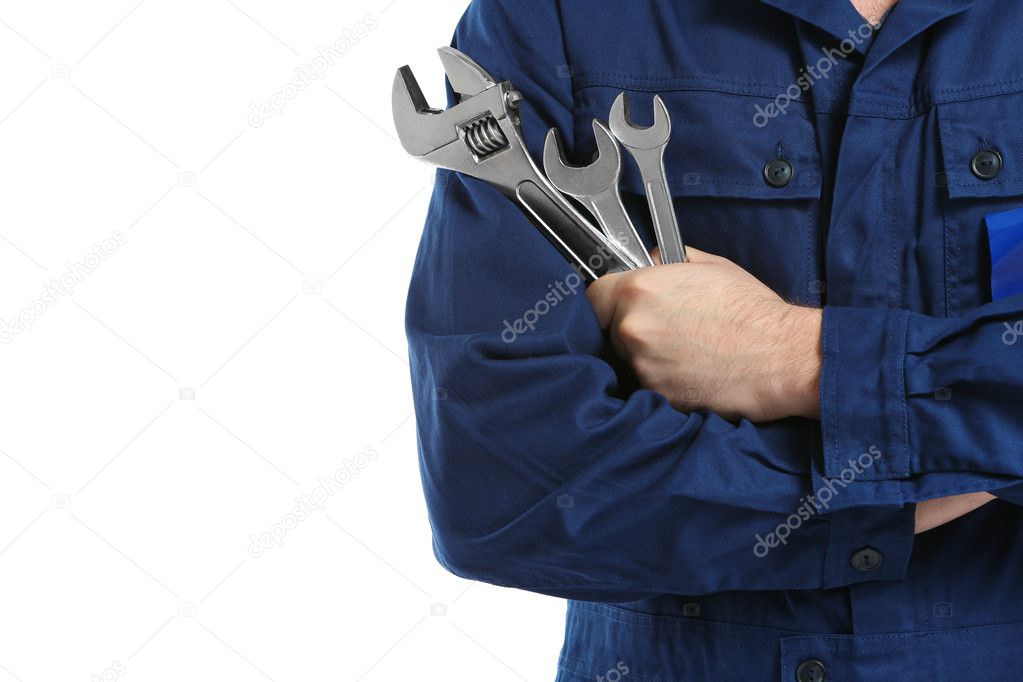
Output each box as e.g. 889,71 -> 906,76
650,244 -> 718,264
585,273 -> 623,329
681,245 -> 720,263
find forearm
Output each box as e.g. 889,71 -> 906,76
411,173 -> 924,598
916,493 -> 997,534
588,255 -> 1013,535
814,298 -> 1023,512
779,310 -> 997,534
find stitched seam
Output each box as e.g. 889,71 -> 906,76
557,662 -> 666,682
576,72 -> 797,90
577,80 -> 1023,126
826,310 -> 839,478
821,505 -> 835,587
933,75 -> 1023,95
912,479 -> 1008,497
942,169 -> 951,317
663,178 -> 820,190
786,620 -> 1023,644
554,665 -> 592,681
884,308 -> 897,476
552,0 -> 575,100
895,312 -> 911,480
570,604 -> 799,641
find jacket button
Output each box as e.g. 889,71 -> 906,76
971,149 -> 1003,180
796,659 -> 827,682
764,158 -> 794,187
851,546 -> 883,571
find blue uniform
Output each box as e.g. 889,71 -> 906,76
405,0 -> 1023,679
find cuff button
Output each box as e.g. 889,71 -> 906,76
851,546 -> 883,572
797,659 -> 827,682
971,149 -> 1003,180
764,158 -> 794,188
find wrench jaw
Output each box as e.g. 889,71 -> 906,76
437,46 -> 497,99
391,48 -> 636,281
392,50 -> 523,178
542,121 -> 621,198
391,47 -> 509,160
609,93 -> 671,151
608,92 -> 687,265
392,65 -> 450,158
542,120 -> 653,270
591,120 -> 624,177
543,128 -> 594,196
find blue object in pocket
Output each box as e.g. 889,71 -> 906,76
986,207 -> 1023,300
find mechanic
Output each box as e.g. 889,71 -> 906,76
406,0 -> 1023,678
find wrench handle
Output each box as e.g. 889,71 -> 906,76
645,174 -> 687,264
513,180 -> 634,283
587,192 -> 655,269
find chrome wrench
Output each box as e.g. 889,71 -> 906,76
543,120 -> 654,269
392,47 -> 635,282
609,93 -> 688,264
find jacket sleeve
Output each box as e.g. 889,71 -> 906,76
405,0 -> 915,602
817,300 -> 1023,511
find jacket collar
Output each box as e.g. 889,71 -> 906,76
759,0 -> 975,69
760,0 -> 877,54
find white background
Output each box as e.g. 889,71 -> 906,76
0,1 -> 566,680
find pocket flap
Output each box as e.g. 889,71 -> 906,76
574,89 -> 823,201
938,94 -> 1023,199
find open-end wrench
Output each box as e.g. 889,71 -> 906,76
609,93 -> 688,264
392,47 -> 635,283
542,120 -> 654,269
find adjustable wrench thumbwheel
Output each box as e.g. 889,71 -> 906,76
609,93 -> 688,264
543,121 -> 653,269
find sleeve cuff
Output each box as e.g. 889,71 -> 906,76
820,306 -> 912,484
822,503 -> 915,588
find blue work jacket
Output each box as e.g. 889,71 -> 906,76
405,0 -> 1023,679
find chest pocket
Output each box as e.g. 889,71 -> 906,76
573,88 -> 823,303
938,91 -> 1023,312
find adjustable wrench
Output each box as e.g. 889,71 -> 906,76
609,94 -> 688,264
542,120 -> 654,269
392,47 -> 635,283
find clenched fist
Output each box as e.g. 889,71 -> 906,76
586,247 -> 822,423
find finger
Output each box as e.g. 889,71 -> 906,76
650,246 -> 662,265
608,316 -> 631,361
585,273 -> 623,329
681,246 -> 719,263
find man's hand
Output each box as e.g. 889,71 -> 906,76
587,248 -> 822,422
587,249 -> 996,533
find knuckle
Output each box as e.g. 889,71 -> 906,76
632,361 -> 658,387
616,315 -> 647,345
619,274 -> 653,302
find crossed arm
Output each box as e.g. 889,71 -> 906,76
586,247 -> 996,534
410,0 -> 1023,601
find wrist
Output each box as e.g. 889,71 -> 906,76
774,305 -> 823,419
